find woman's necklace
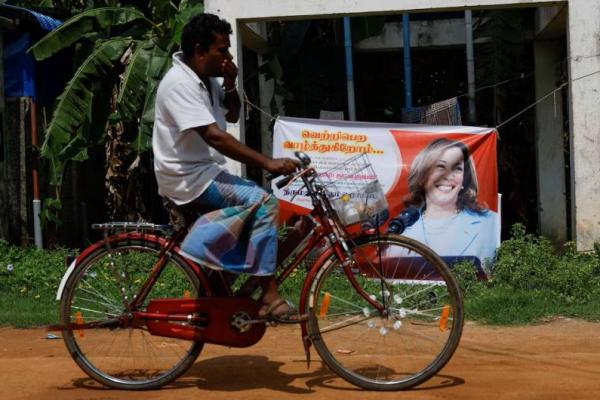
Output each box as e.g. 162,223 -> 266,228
420,209 -> 461,246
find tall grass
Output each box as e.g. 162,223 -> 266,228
455,224 -> 600,324
1,224 -> 600,327
0,292 -> 58,328
0,240 -> 68,328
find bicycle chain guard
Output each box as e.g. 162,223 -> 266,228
143,297 -> 266,347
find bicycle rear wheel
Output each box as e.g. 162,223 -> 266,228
306,234 -> 463,391
60,235 -> 209,390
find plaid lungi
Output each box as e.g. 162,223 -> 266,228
179,172 -> 279,276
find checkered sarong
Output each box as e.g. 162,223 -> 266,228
179,172 -> 278,276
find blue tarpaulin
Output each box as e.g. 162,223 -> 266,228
2,4 -> 62,99
0,3 -> 61,30
21,8 -> 62,31
4,32 -> 36,97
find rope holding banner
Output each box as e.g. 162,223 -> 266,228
239,67 -> 600,138
495,82 -> 568,132
242,89 -> 278,122
494,68 -> 600,135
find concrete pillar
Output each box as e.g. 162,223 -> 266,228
534,40 -> 567,243
226,22 -> 243,176
255,22 -> 276,186
258,59 -> 274,187
566,0 -> 600,250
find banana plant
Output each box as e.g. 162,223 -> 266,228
29,0 -> 203,221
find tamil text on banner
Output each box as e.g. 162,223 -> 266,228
272,116 -> 500,277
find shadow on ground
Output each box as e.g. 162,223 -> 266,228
65,355 -> 464,393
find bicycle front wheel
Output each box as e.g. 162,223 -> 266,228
60,235 -> 209,390
307,234 -> 463,391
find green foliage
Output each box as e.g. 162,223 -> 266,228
464,287 -> 563,325
492,224 -> 558,291
492,224 -> 600,302
460,223 -> 600,324
39,197 -> 63,227
550,246 -> 600,303
172,1 -> 204,45
116,39 -> 156,121
0,292 -> 58,328
0,240 -> 70,295
451,260 -> 479,296
29,1 -> 203,196
40,37 -> 131,184
30,7 -> 153,61
3,223 -> 600,327
132,40 -> 173,153
278,267 -> 307,307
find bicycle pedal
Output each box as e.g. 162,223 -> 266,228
235,318 -> 285,328
265,314 -> 308,325
245,317 -> 283,327
243,318 -> 269,325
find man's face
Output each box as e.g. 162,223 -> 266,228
194,33 -> 232,77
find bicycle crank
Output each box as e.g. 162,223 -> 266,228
142,297 -> 266,347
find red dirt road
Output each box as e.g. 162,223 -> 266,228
1,319 -> 599,400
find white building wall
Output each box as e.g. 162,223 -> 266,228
566,0 -> 600,250
207,0 -> 563,20
534,40 -> 567,243
224,22 -> 242,176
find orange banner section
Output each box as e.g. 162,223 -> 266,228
387,130 -> 498,217
273,117 -> 500,273
274,117 -> 498,221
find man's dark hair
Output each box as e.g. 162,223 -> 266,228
181,13 -> 232,58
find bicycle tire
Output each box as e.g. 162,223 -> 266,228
306,233 -> 463,391
60,234 -> 209,390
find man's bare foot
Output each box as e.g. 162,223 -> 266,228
258,298 -> 307,322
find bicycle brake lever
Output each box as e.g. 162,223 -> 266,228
290,183 -> 307,202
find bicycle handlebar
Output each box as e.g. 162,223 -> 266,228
266,151 -> 312,189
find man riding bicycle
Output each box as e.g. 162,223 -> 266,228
152,13 -> 300,321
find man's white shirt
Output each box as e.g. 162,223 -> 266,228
152,51 -> 229,205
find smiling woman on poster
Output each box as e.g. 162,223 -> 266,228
389,138 -> 498,268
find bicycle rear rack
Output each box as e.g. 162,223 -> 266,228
91,222 -> 173,234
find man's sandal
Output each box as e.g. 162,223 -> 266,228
258,298 -> 308,323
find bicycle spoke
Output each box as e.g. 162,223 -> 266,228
61,239 -> 205,389
319,314 -> 375,334
78,282 -> 122,310
325,292 -> 369,310
308,235 -> 463,390
397,282 -> 445,302
71,305 -> 119,317
319,309 -> 363,318
73,294 -> 122,314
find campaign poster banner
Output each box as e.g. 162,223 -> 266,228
272,116 -> 499,274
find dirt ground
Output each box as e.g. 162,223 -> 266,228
1,318 -> 599,400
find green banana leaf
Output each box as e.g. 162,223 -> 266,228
133,41 -> 173,153
116,40 -> 153,122
42,38 -> 132,185
172,3 -> 204,45
151,0 -> 177,24
30,7 -> 153,61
